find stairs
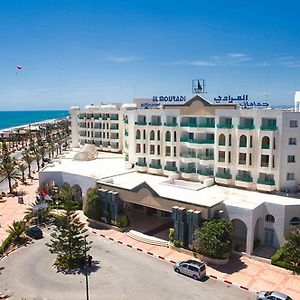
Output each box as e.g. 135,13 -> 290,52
126,230 -> 169,247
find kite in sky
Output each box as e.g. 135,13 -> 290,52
16,65 -> 22,74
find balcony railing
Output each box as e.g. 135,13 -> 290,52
261,162 -> 269,167
260,125 -> 278,131
135,162 -> 147,167
111,136 -> 119,139
165,138 -> 171,142
262,144 -> 270,149
219,141 -> 225,146
149,122 -> 162,126
198,154 -> 214,160
149,163 -> 162,169
110,115 -> 119,120
180,122 -> 197,127
217,124 -> 233,129
198,169 -> 214,176
135,121 -> 147,125
180,167 -> 196,173
180,153 -> 196,158
257,178 -> 275,185
218,158 -> 226,163
110,124 -> 119,130
238,160 -> 247,165
164,165 -> 178,172
198,123 -> 215,128
239,142 -> 247,147
180,138 -> 214,144
215,172 -> 232,179
236,175 -> 253,182
238,125 -> 255,130
164,122 -> 178,127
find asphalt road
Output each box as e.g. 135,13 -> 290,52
0,228 -> 256,300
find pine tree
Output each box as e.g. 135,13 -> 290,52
46,189 -> 92,270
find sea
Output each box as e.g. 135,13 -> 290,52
0,110 -> 69,131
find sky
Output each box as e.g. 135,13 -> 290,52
0,0 -> 299,110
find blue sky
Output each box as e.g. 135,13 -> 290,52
0,0 -> 299,110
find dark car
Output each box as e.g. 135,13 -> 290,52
26,226 -> 43,239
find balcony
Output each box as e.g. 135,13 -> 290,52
148,163 -> 163,175
217,124 -> 233,129
198,123 -> 215,128
164,165 -> 177,172
215,172 -> 232,185
180,167 -> 197,179
257,178 -> 276,192
180,167 -> 196,173
135,162 -> 147,172
236,175 -> 253,182
180,152 -> 196,163
198,154 -> 214,160
164,122 -> 178,127
239,142 -> 247,147
260,125 -> 278,131
110,115 -> 119,120
235,175 -> 253,188
238,125 -> 255,130
197,169 -> 213,176
180,138 -> 214,145
260,162 -> 269,167
135,121 -> 147,125
149,122 -> 162,126
110,124 -> 119,130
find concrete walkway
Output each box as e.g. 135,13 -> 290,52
78,211 -> 300,300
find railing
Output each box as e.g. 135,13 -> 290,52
262,144 -> 270,149
135,162 -> 147,167
164,122 -> 178,127
180,122 -> 198,127
110,115 -> 119,120
164,165 -> 178,172
135,121 -> 147,125
180,138 -> 214,144
198,154 -> 214,160
149,122 -> 162,126
219,141 -> 225,146
217,124 -> 233,129
198,123 -> 215,128
149,164 -> 162,169
165,138 -> 171,142
238,160 -> 247,165
218,158 -> 225,163
165,152 -> 171,156
180,153 -> 196,158
215,172 -> 232,179
257,178 -> 275,185
260,125 -> 278,131
236,175 -> 253,182
260,162 -> 269,167
180,167 -> 196,173
124,119 -> 128,124
111,136 -> 119,139
110,124 -> 119,130
198,169 -> 213,176
238,125 -> 255,130
239,142 -> 247,147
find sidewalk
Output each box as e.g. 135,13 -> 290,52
78,211 -> 300,300
0,177 -> 38,243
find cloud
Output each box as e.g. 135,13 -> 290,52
227,53 -> 251,62
103,55 -> 140,63
170,59 -> 216,66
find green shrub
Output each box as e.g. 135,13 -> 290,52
116,214 -> 129,228
0,233 -> 14,254
173,240 -> 182,248
169,228 -> 174,242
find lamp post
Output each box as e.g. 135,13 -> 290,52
84,235 -> 90,300
0,214 -> 2,227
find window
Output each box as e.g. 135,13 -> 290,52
188,265 -> 198,272
287,155 -> 295,163
218,151 -> 225,162
289,138 -> 297,145
239,153 -> 246,165
136,144 -> 141,153
157,145 -> 160,155
290,217 -> 300,226
249,153 -> 252,165
287,173 -> 294,180
173,146 -> 176,157
265,214 -> 275,223
165,146 -> 171,156
290,120 -> 298,128
150,145 -> 155,155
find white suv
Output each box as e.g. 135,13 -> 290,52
173,260 -> 206,280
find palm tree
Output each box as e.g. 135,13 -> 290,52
6,220 -> 27,243
23,153 -> 34,179
18,162 -> 27,183
0,160 -> 21,194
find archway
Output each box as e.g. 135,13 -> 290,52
231,219 -> 247,252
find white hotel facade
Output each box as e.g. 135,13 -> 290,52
71,95 -> 300,193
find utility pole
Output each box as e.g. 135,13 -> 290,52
84,236 -> 90,300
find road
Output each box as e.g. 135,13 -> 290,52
0,229 -> 255,300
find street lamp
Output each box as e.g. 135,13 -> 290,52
84,235 -> 90,300
0,214 -> 2,227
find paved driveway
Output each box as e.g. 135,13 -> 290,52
0,229 -> 254,300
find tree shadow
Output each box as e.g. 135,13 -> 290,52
56,259 -> 101,276
206,254 -> 248,274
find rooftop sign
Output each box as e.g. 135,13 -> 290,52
213,94 -> 269,108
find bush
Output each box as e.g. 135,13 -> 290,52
83,187 -> 101,221
0,233 -> 14,254
116,214 -> 129,228
173,240 -> 182,248
169,228 -> 174,242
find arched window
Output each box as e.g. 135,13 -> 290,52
265,214 -> 275,223
239,135 -> 247,147
166,131 -> 171,142
136,129 -> 141,139
219,134 -> 226,146
157,130 -> 161,141
262,136 -> 270,149
150,130 -> 155,140
143,130 -> 146,139
290,217 -> 300,226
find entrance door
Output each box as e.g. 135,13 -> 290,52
264,228 -> 274,246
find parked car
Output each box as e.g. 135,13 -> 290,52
26,226 -> 43,239
257,291 -> 293,300
173,259 -> 206,280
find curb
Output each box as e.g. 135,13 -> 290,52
91,230 -> 258,294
